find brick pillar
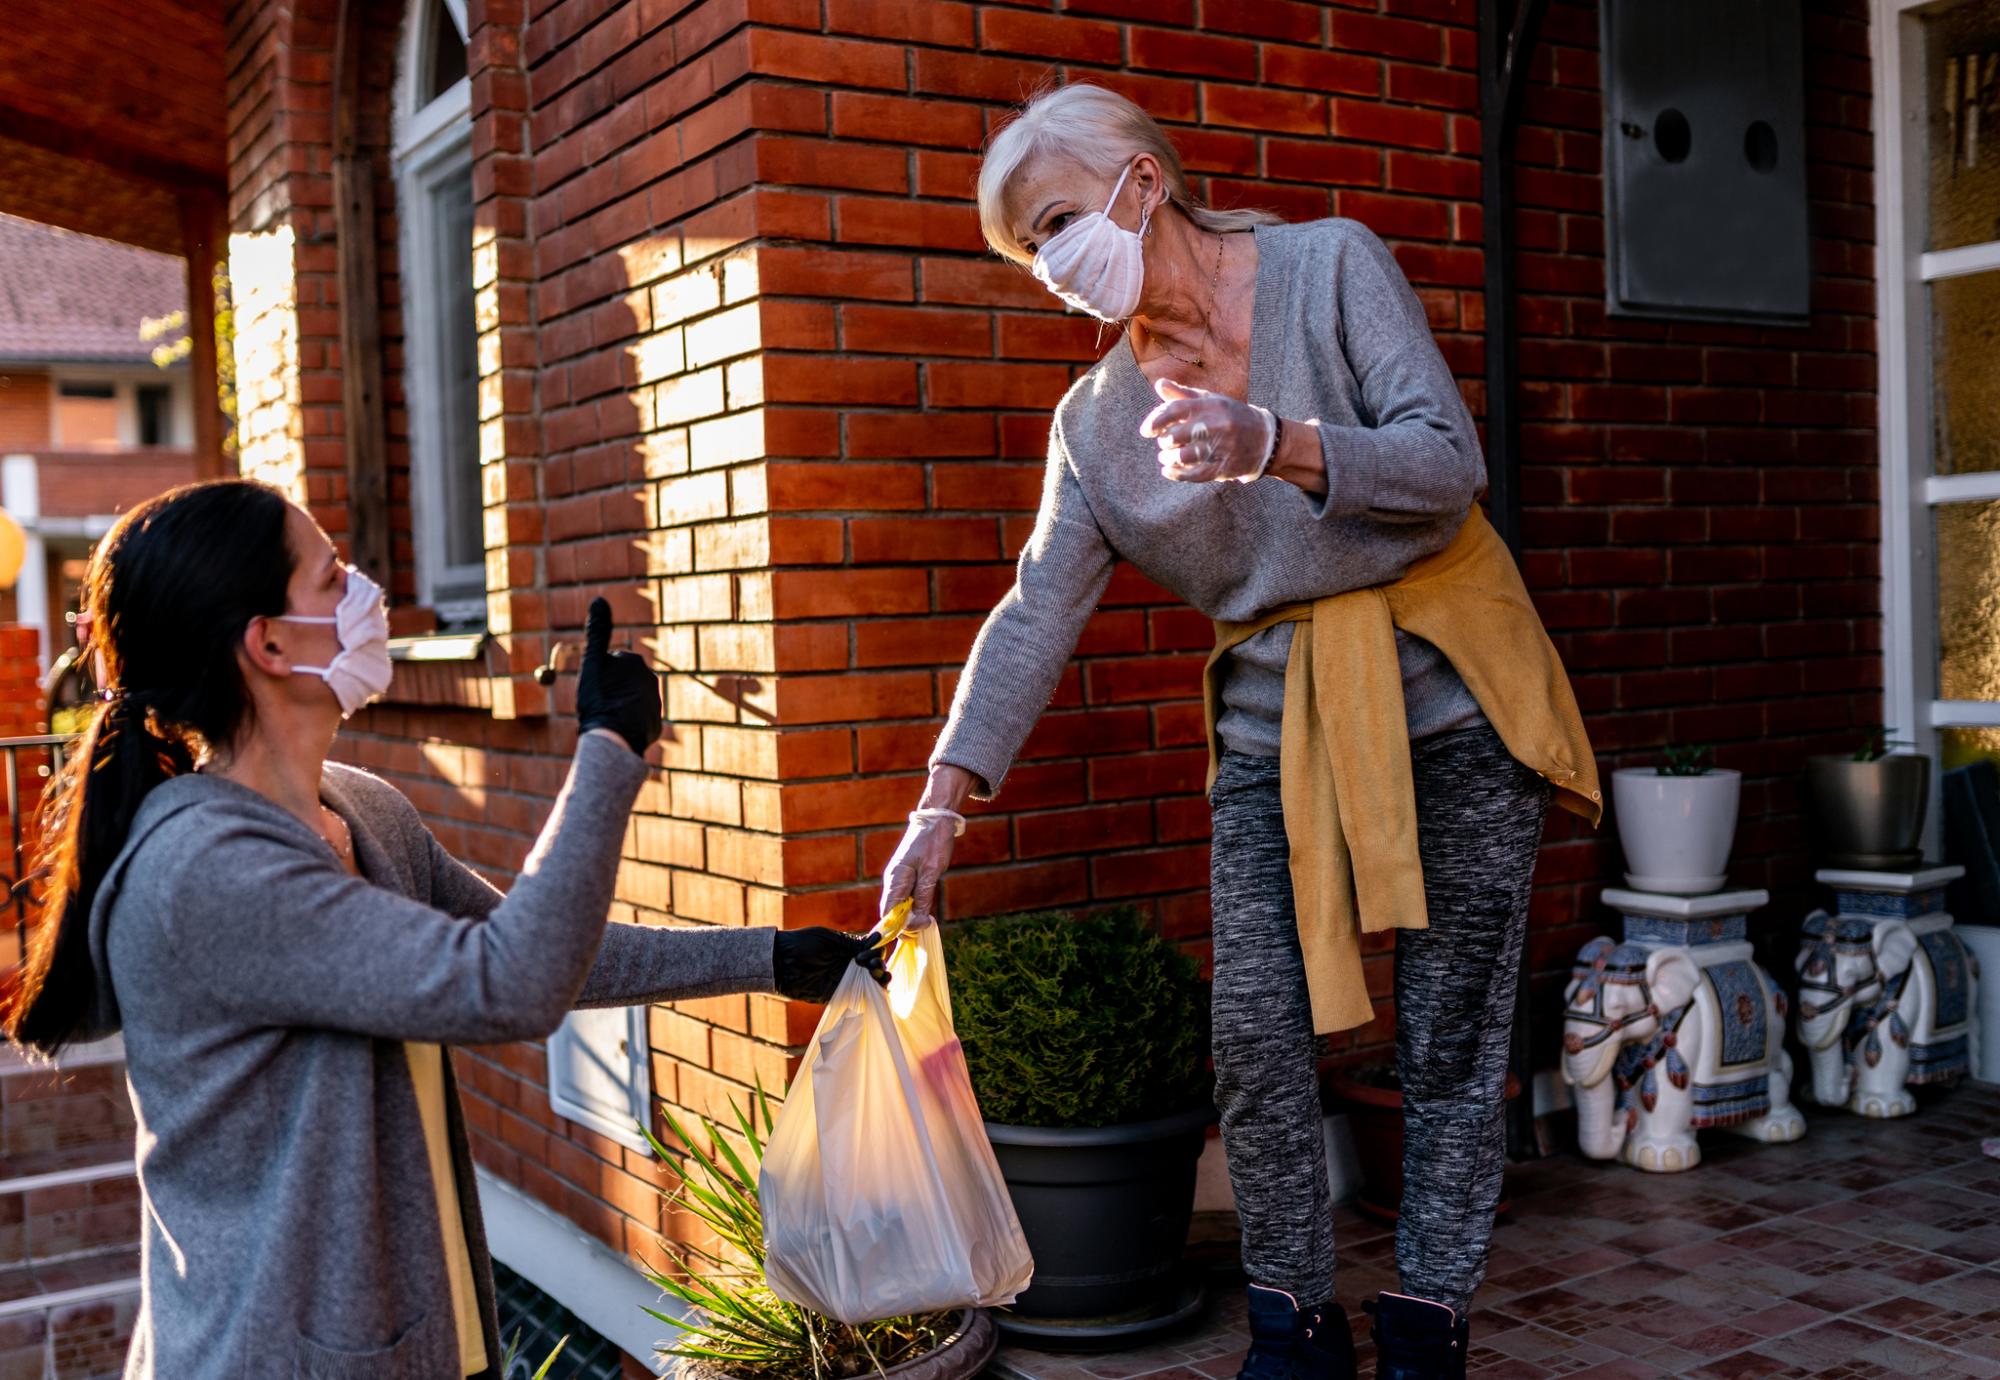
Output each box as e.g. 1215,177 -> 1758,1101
224,0 -> 342,507
469,0 -> 554,719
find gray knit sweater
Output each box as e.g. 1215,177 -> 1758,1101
85,734 -> 777,1380
933,218 -> 1487,795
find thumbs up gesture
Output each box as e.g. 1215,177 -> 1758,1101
574,598 -> 662,757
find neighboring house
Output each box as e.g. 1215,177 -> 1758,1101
1,0 -> 1994,1376
0,218 -> 206,1380
0,214 -> 202,674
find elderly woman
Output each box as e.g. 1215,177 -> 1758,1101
876,85 -> 1600,1380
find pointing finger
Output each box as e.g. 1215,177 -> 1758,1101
584,597 -> 613,661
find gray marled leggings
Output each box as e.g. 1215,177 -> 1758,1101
1208,724 -> 1550,1313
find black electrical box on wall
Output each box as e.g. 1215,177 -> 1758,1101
1600,0 -> 1811,324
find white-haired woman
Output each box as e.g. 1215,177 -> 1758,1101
875,85 -> 1599,1380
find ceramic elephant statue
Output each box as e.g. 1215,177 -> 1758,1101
1793,910 -> 1897,1109
1845,917 -> 1979,1115
1563,938 -> 1805,1173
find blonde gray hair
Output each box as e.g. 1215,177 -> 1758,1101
977,83 -> 1285,265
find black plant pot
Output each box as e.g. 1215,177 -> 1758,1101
984,1104 -> 1214,1348
1804,753 -> 1931,870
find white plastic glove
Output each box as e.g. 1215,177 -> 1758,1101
878,807 -> 965,932
1140,378 -> 1279,484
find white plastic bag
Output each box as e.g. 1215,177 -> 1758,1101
760,916 -> 1034,1324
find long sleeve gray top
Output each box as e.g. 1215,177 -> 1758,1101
933,218 -> 1488,796
85,733 -> 777,1380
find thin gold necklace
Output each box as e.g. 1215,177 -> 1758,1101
319,804 -> 354,862
1147,231 -> 1226,369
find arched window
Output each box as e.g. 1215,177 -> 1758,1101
394,0 -> 481,625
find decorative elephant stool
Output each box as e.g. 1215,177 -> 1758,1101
1802,868 -> 1986,1117
1563,889 -> 1806,1174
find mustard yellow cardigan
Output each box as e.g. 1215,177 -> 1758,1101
1203,505 -> 1602,1034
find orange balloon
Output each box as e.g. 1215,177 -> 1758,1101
0,509 -> 23,590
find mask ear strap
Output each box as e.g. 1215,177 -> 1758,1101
1103,161 -> 1135,215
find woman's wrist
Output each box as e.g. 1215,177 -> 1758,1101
1264,418 -> 1329,496
919,763 -> 977,813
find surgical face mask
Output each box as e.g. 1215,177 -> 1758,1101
1031,162 -> 1153,322
274,568 -> 393,717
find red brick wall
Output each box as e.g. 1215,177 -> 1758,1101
0,372 -> 51,451
217,0 -> 1879,1273
33,452 -> 201,519
1512,0 -> 1877,1032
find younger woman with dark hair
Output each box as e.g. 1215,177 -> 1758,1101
4,479 -> 880,1380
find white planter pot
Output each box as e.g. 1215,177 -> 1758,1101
1612,767 -> 1742,894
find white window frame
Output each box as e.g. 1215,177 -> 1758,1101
1874,0 -> 2000,861
394,0 -> 485,626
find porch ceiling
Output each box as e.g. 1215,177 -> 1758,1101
0,0 -> 227,254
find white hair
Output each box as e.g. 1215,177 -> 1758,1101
976,83 -> 1285,265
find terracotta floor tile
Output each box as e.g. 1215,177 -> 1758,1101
1484,1249 -> 1635,1301
1672,1322 -> 1764,1356
1636,1342 -> 1708,1373
1564,1359 -> 1668,1380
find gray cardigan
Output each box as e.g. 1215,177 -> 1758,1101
85,733 -> 777,1380
932,217 -> 1488,792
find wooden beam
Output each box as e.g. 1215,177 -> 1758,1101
0,107 -> 219,192
179,191 -> 229,480
331,0 -> 391,586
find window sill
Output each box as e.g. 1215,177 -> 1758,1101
379,630 -> 498,712
367,617 -> 549,719
388,631 -> 486,662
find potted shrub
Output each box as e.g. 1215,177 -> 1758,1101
647,1090 -> 997,1380
1319,1062 -> 1521,1223
1612,744 -> 1741,894
943,908 -> 1213,1348
1804,727 -> 1929,870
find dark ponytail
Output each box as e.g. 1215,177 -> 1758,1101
4,480 -> 295,1055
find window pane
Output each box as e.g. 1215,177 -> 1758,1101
1925,2 -> 2000,253
56,386 -> 118,448
433,161 -> 483,579
1932,270 -> 2000,475
424,0 -> 468,104
1942,725 -> 2000,773
136,384 -> 171,446
1936,499 -> 2000,700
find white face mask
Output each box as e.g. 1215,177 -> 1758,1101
1031,162 -> 1152,322
275,568 -> 393,718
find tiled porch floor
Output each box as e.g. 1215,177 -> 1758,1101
989,1083 -> 2000,1380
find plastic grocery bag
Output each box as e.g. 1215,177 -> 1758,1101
760,907 -> 1034,1324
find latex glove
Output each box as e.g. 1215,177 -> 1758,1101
773,928 -> 889,1003
574,597 -> 662,756
878,807 -> 965,932
1140,378 -> 1278,484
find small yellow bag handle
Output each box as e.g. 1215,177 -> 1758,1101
872,898 -> 927,1019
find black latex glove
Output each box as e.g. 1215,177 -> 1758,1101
773,928 -> 890,1003
575,597 -> 661,756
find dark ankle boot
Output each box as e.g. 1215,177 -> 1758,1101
1365,1293 -> 1468,1380
1294,1299 -> 1356,1380
1238,1285 -> 1306,1380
